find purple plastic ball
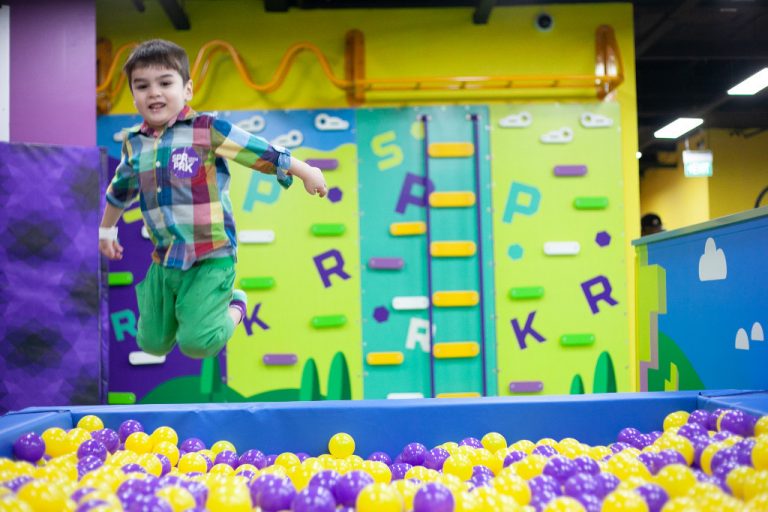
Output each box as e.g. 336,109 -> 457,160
366,451 -> 392,465
12,432 -> 45,463
117,478 -> 153,504
239,448 -> 267,469
180,479 -> 208,507
532,445 -> 558,458
76,499 -> 110,512
265,454 -> 278,466
638,452 -> 660,475
71,486 -> 97,503
609,442 -> 630,453
333,470 -> 374,507
390,462 -> 413,480
565,474 -> 600,499
529,475 -> 561,497
77,439 -> 108,462
214,449 -> 239,468
635,483 -> 669,512
258,476 -> 297,512
124,494 -> 173,512
503,450 -> 527,467
677,423 -> 707,442
296,452 -> 310,462
250,474 -> 282,507
712,430 -> 732,442
575,493 -> 602,512
292,485 -> 336,512
77,455 -> 104,477
736,439 -> 756,466
4,476 -> 33,492
595,473 -> 620,497
179,437 -> 206,453
572,456 -> 601,475
400,443 -> 428,466
459,437 -> 483,449
617,427 -> 641,445
657,449 -> 687,468
413,482 -> 455,512
424,447 -> 450,471
543,455 -> 577,482
155,453 -> 171,476
719,410 -> 754,437
708,408 -> 727,431
687,409 -> 712,429
91,428 -> 120,453
121,463 -> 147,474
309,470 -> 341,491
117,419 -> 144,443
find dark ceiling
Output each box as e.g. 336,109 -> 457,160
149,0 -> 768,168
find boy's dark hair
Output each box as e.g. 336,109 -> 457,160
123,39 -> 190,87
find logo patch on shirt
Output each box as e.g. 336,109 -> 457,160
170,147 -> 201,178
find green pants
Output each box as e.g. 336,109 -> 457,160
135,258 -> 236,359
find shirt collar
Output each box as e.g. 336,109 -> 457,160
138,105 -> 197,136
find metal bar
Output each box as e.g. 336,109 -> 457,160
635,0 -> 699,56
421,114 -> 436,399
473,0 -> 494,24
470,113 -> 488,397
157,0 -> 191,30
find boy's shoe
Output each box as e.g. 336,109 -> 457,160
229,289 -> 248,323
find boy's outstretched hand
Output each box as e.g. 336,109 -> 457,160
99,239 -> 124,260
301,166 -> 328,198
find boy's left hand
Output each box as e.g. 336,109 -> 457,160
302,166 -> 328,198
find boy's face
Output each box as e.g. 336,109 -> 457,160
130,66 -> 192,131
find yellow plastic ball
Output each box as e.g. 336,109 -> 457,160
753,437 -> 768,470
510,440 -> 535,454
754,416 -> 768,437
543,496 -> 587,512
178,452 -> 208,474
274,452 -> 301,469
0,495 -> 34,512
663,411 -> 690,431
746,493 -> 768,512
153,441 -> 180,467
286,464 -> 313,491
442,442 -> 460,456
209,463 -> 235,476
391,478 -> 419,510
76,415 -> 104,433
209,440 -> 236,456
726,465 -> 756,499
659,434 -> 694,466
124,432 -> 153,455
66,428 -> 92,449
454,490 -> 480,512
328,433 -> 356,459
699,442 -> 725,475
654,464 -> 696,498
356,482 -> 403,512
513,454 -> 548,480
150,426 -> 179,448
16,480 -> 68,512
362,460 -> 392,484
482,432 -> 508,454
156,485 -> 196,512
443,453 -> 474,481
587,445 -> 612,461
743,470 -> 768,501
404,465 -> 432,482
602,490 -> 649,512
136,453 -> 163,476
492,472 -> 531,505
41,427 -> 71,458
205,479 -> 251,512
661,496 -> 700,511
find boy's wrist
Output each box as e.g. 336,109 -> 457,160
99,226 -> 119,241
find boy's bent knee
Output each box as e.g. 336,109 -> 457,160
176,333 -> 227,359
136,334 -> 174,357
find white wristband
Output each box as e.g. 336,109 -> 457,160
99,227 -> 118,241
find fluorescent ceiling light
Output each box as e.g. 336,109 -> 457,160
654,118 -> 703,139
728,68 -> 768,95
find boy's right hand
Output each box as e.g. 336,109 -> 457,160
99,239 -> 124,260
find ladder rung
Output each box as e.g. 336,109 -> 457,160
437,392 -> 481,398
433,342 -> 479,359
366,352 -> 405,366
392,296 -> 429,310
429,191 -> 476,208
390,222 -> 426,236
428,142 -> 475,158
431,241 -> 476,257
432,291 -> 479,307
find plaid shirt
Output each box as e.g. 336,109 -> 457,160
106,106 -> 292,270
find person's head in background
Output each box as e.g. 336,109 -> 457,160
641,213 -> 664,236
123,39 -> 192,131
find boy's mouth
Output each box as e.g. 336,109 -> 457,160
148,102 -> 166,112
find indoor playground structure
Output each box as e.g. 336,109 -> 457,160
2,2 -> 768,511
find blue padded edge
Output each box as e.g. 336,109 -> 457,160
697,389 -> 768,417
0,411 -> 73,458
3,392 -> 703,458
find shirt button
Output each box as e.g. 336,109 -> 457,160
155,161 -> 161,168
157,187 -> 162,193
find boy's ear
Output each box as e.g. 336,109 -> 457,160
185,80 -> 194,101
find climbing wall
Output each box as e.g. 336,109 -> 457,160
490,103 -> 628,395
357,106 -> 497,399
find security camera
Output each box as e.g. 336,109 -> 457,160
535,12 -> 554,32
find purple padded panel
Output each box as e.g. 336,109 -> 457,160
0,142 -> 107,413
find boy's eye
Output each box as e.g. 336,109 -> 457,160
135,84 -> 147,90
161,82 -> 172,87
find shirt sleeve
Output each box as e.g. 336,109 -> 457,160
210,118 -> 293,189
105,137 -> 139,209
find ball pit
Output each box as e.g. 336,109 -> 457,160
0,410 -> 767,511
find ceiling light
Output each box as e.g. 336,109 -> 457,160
654,118 -> 703,139
727,68 -> 768,95
636,151 -> 642,159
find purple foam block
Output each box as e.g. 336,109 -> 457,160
306,159 -> 339,171
508,381 -> 544,393
263,354 -> 298,366
367,258 -> 404,270
554,165 -> 588,177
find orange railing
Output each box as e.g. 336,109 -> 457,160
96,26 -> 623,114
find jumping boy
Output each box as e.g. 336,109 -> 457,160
98,39 -> 327,359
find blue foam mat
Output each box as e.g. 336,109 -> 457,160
1,391 -> 766,459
